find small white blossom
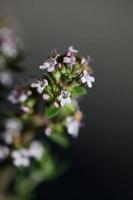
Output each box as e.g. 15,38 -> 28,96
3,119 -> 22,144
45,127 -> 52,136
31,79 -> 48,93
11,148 -> 30,167
81,71 -> 95,88
0,28 -> 18,58
0,71 -> 13,87
57,90 -> 71,107
42,93 -> 50,100
0,145 -> 9,160
39,58 -> 57,72
66,116 -> 80,137
19,93 -> 29,103
28,141 -> 44,160
1,41 -> 18,58
63,55 -> 76,66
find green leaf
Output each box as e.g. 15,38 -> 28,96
70,85 -> 87,96
45,106 -> 60,118
49,133 -> 69,148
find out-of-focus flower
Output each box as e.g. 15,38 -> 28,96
0,70 -> 13,87
7,89 -> 18,104
8,90 -> 32,104
65,116 -> 80,137
0,28 -> 23,59
11,148 -> 30,167
81,70 -> 95,88
39,58 -> 57,72
42,93 -> 50,100
3,118 -> 22,144
31,79 -> 48,93
57,90 -> 71,107
28,141 -> 44,160
45,127 -> 52,136
20,105 -> 30,113
0,145 -> 9,160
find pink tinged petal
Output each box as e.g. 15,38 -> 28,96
42,79 -> 48,86
81,57 -> 86,65
87,80 -> 92,88
47,65 -> 55,72
21,106 -> 30,113
42,94 -> 50,100
39,62 -> 49,69
54,101 -> 59,108
63,57 -> 71,63
45,127 -> 52,136
31,83 -> 38,88
90,76 -> 95,83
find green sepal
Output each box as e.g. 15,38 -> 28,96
48,132 -> 69,148
70,85 -> 87,96
45,106 -> 60,118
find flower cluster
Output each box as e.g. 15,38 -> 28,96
0,46 -> 95,200
0,15 -> 25,88
31,46 -> 95,108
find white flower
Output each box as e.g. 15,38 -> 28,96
57,90 -> 71,107
63,55 -> 76,66
31,79 -> 48,93
81,71 -> 95,88
45,127 -> 52,136
28,141 -> 44,160
68,46 -> 78,54
0,28 -> 18,58
1,41 -> 18,58
39,58 -> 57,72
8,90 -> 32,104
42,93 -> 50,100
0,71 -> 13,87
7,90 -> 18,104
0,145 -> 9,160
3,119 -> 22,144
11,148 -> 30,167
66,116 -> 80,137
19,93 -> 28,103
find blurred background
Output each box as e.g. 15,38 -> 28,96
1,0 -> 133,199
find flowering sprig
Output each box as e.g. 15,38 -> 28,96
0,46 -> 94,200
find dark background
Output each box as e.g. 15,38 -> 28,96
2,0 -> 133,199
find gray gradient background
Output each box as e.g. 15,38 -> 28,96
2,0 -> 133,199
